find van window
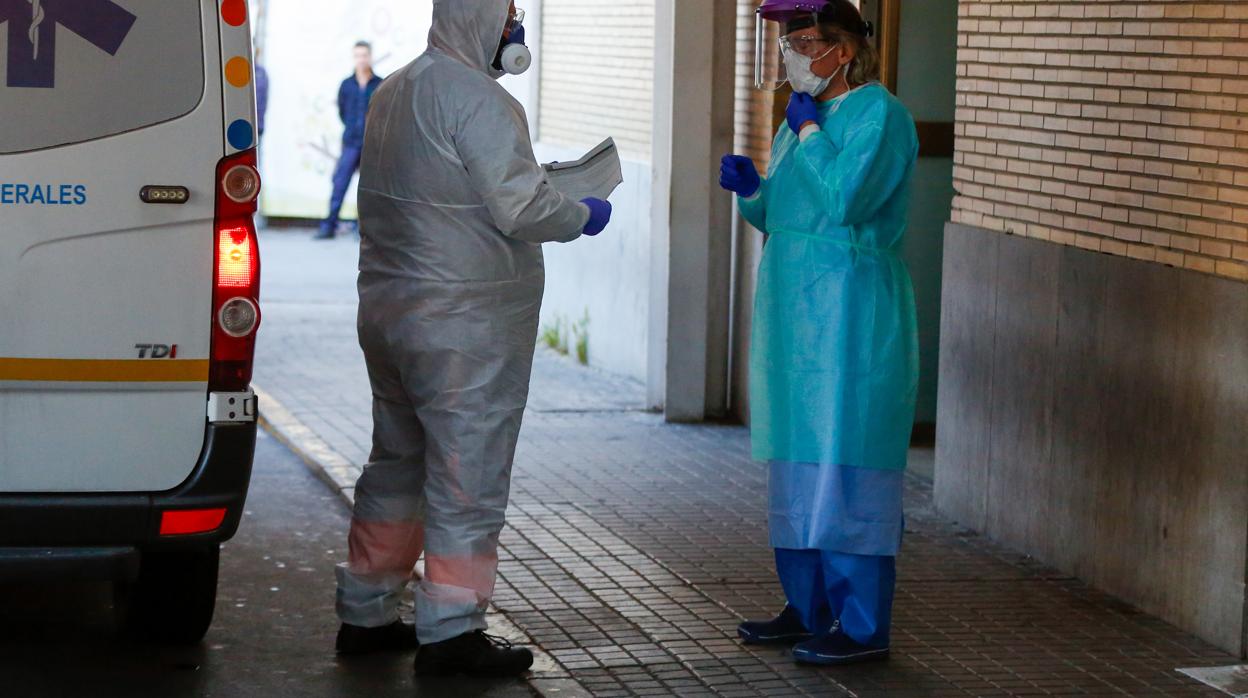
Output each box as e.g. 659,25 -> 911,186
0,1 -> 204,154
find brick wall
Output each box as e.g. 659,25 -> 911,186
538,0 -> 655,160
951,1 -> 1248,281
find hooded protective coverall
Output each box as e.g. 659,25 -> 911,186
336,0 -> 590,644
739,83 -> 919,647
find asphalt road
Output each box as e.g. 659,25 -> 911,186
0,431 -> 535,698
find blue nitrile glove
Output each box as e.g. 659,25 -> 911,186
786,92 -> 819,135
581,198 -> 612,236
719,155 -> 761,198
509,24 -> 526,45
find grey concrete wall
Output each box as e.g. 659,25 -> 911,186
935,223 -> 1248,655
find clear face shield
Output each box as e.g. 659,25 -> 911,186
755,10 -> 836,92
504,7 -> 526,40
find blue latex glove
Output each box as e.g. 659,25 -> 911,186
581,198 -> 612,236
786,92 -> 819,135
719,155 -> 761,198
509,23 -> 526,45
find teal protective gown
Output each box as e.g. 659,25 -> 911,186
739,83 -> 919,557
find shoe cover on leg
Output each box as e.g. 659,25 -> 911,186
337,488 -> 426,628
821,551 -> 896,647
337,335 -> 429,628
394,280 -> 540,644
415,453 -> 511,643
775,548 -> 836,636
337,564 -> 416,628
415,578 -> 490,644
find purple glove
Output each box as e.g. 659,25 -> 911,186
581,198 -> 612,237
786,92 -> 819,135
509,23 -> 526,45
720,155 -> 761,198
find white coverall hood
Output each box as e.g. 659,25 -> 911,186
429,0 -> 510,80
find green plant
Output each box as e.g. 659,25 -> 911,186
540,317 -> 563,353
541,316 -> 570,355
572,311 -> 590,366
556,318 -> 570,355
541,312 -> 589,363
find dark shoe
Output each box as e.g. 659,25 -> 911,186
336,620 -> 419,655
738,605 -> 813,645
413,630 -> 534,677
792,629 -> 889,666
312,223 -> 336,240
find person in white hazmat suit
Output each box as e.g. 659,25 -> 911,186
332,0 -> 613,677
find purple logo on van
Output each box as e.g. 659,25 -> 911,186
0,0 -> 136,88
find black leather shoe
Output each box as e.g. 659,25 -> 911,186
335,620 -> 420,655
793,629 -> 889,666
413,631 -> 534,677
737,605 -> 814,645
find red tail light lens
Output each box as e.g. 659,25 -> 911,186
211,149 -> 262,392
160,508 -> 228,536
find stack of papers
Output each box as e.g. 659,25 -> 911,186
543,138 -> 624,201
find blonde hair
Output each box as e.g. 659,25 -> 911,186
823,28 -> 880,87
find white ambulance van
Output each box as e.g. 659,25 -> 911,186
0,0 -> 262,643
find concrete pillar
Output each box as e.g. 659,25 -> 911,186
647,1 -> 674,411
648,0 -> 738,421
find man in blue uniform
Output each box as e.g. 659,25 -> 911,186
316,41 -> 383,240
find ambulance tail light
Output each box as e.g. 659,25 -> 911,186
160,508 -> 229,537
211,149 -> 262,392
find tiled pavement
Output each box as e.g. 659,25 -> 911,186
253,231 -> 1235,696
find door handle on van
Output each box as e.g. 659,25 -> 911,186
140,186 -> 190,204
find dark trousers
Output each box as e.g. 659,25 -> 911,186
324,144 -> 363,230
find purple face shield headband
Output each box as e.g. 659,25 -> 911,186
756,0 -> 874,38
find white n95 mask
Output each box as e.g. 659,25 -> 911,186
783,47 -> 842,97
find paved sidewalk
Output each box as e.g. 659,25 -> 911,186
254,230 -> 1235,697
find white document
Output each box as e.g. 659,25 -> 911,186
542,138 -> 624,202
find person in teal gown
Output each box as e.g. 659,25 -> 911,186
720,0 -> 919,665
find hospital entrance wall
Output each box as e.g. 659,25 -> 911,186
534,143 -> 653,385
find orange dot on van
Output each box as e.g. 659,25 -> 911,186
220,0 -> 247,27
225,57 -> 252,88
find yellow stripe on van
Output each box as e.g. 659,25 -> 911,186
0,358 -> 209,383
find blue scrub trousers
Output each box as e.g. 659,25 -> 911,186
325,144 -> 363,230
776,548 -> 895,648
